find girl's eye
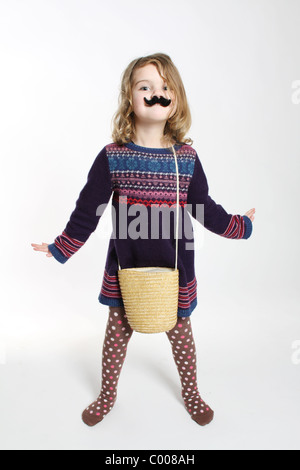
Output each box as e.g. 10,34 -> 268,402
140,86 -> 168,91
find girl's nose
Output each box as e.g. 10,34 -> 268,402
151,89 -> 166,98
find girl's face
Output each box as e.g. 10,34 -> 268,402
131,64 -> 177,125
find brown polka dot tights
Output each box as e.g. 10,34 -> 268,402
166,316 -> 214,426
82,306 -> 133,426
82,307 -> 214,427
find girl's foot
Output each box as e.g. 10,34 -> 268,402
82,395 -> 117,426
183,393 -> 214,426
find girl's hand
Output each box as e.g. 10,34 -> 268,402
244,208 -> 255,222
31,242 -> 53,258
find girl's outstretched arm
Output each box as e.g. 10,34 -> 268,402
187,152 -> 254,240
32,146 -> 113,264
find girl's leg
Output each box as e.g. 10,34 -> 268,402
166,316 -> 214,426
82,306 -> 133,426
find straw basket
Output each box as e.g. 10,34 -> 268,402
117,145 -> 180,334
118,267 -> 179,333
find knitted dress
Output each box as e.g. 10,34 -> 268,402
48,141 -> 252,317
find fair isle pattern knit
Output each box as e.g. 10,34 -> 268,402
107,144 -> 194,207
48,141 -> 253,317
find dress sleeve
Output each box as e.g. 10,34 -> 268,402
186,152 -> 252,239
48,146 -> 113,263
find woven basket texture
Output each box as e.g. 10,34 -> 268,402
118,267 -> 179,333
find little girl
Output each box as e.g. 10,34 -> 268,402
32,53 -> 255,427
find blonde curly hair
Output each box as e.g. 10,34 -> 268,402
111,53 -> 193,147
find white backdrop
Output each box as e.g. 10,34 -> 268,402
0,0 -> 299,450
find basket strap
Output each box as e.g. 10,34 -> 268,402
171,145 -> 180,271
117,145 -> 180,271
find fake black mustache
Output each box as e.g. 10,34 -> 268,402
144,96 -> 172,107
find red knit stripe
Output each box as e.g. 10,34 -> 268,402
222,215 -> 245,239
114,194 -> 185,208
54,231 -> 84,258
178,277 -> 197,308
100,270 -> 122,299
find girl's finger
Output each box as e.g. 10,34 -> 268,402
244,208 -> 255,218
31,243 -> 50,252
